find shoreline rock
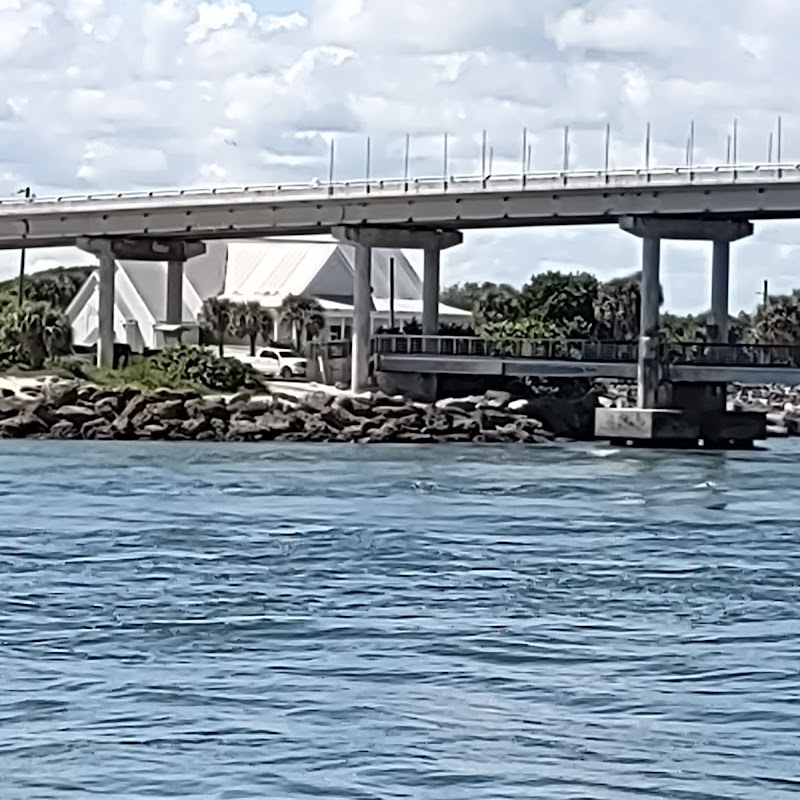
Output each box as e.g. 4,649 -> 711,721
0,380 -> 597,445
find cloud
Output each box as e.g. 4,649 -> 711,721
0,0 -> 798,312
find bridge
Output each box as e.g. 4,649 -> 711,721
1,163 -> 800,249
1,158 -> 795,445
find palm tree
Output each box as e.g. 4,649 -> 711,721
5,301 -> 72,369
199,297 -> 234,357
279,294 -> 326,350
232,300 -> 272,356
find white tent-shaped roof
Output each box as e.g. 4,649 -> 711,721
219,236 -> 470,322
68,237 -> 471,350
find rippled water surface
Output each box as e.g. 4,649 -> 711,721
2,440 -> 799,799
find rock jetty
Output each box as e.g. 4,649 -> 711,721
730,384 -> 800,437
0,381 -> 598,444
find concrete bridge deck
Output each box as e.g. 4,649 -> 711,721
3,163 -> 800,248
371,335 -> 800,386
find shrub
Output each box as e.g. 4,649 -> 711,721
147,346 -> 249,391
0,301 -> 73,369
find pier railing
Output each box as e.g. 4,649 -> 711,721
372,335 -> 800,369
371,335 -> 639,362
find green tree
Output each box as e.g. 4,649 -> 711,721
475,271 -> 598,340
440,281 -> 516,313
199,297 -> 234,357
593,274 -> 642,341
24,270 -> 87,310
279,294 -> 326,350
517,271 -> 599,339
2,302 -> 73,369
473,285 -> 524,338
750,292 -> 800,345
232,300 -> 272,356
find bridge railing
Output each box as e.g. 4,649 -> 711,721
666,341 -> 800,367
371,335 -> 639,362
372,335 -> 800,369
5,163 -> 800,208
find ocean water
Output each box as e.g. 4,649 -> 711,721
1,440 -> 799,800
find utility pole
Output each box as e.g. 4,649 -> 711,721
17,186 -> 31,307
763,279 -> 769,307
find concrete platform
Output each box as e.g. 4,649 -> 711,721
595,407 -> 767,448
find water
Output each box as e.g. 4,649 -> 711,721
1,440 -> 799,800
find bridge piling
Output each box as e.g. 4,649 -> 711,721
711,240 -> 730,344
422,249 -> 440,336
637,237 -> 661,409
97,242 -> 115,370
352,243 -> 372,392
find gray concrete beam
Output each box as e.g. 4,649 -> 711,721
619,217 -> 754,242
332,226 -> 463,251
77,237 -> 207,262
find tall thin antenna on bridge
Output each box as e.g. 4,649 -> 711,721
687,119 -> 695,166
481,130 -> 487,176
777,115 -> 783,162
365,136 -> 371,182
403,133 -> 411,182
644,122 -> 651,169
328,138 -> 335,185
732,118 -> 739,165
562,125 -> 570,172
604,123 -> 611,171
443,132 -> 449,182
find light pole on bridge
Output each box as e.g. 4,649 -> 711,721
16,186 -> 34,307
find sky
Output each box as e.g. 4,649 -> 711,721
1,0 -> 800,313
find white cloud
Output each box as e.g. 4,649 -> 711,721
0,0 -> 799,312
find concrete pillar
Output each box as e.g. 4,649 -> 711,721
351,243 -> 372,392
637,237 -> 661,409
166,260 -> 183,325
711,241 -> 730,343
97,243 -> 115,369
422,248 -> 440,336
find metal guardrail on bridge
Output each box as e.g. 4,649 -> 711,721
3,163 -> 800,209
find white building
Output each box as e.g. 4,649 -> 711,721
68,237 -> 471,350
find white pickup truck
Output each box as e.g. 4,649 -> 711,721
234,347 -> 307,379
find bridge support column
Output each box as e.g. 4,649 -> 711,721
597,216 -> 764,448
710,241 -> 730,343
97,242 -> 115,369
332,226 -> 463,393
637,237 -> 661,409
422,249 -> 440,336
78,238 -> 207,363
352,243 -> 372,392
166,260 -> 184,328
